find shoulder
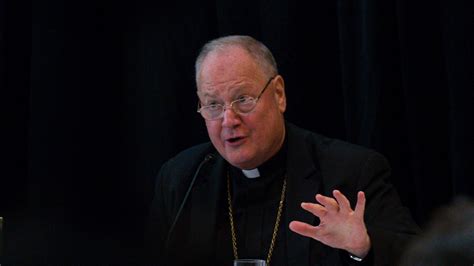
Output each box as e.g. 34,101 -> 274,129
157,142 -> 216,186
287,122 -> 388,171
286,122 -> 392,199
288,122 -> 379,155
165,142 -> 215,167
160,142 -> 215,173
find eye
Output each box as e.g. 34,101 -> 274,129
206,103 -> 221,111
237,95 -> 254,104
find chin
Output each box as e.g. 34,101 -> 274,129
227,159 -> 251,169
226,155 -> 256,170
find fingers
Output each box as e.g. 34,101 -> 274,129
354,191 -> 366,219
315,193 -> 339,212
301,202 -> 327,218
306,190 -> 365,215
333,190 -> 351,213
314,190 -> 365,215
289,221 -> 320,239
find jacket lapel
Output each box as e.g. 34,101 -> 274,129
285,124 -> 322,266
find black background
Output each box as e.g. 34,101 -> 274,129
2,0 -> 473,264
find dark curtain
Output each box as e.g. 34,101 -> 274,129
2,0 -> 473,263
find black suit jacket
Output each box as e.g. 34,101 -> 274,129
148,123 -> 419,266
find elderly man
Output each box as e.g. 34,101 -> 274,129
148,35 -> 419,266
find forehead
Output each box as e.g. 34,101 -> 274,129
197,79 -> 252,100
197,47 -> 266,90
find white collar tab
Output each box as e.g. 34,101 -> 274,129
242,168 -> 260,178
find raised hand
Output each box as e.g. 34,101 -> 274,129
289,190 -> 371,258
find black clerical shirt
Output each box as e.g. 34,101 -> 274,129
214,139 -> 288,266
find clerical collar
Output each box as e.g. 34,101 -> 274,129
242,168 -> 261,178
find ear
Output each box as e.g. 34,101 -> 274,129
273,75 -> 286,113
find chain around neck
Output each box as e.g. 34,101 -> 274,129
226,171 -> 287,266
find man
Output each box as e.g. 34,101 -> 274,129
148,35 -> 419,266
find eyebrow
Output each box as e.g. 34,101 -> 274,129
198,86 -> 251,100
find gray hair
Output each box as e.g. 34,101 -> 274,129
195,35 -> 278,84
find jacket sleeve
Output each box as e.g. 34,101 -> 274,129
357,152 -> 420,266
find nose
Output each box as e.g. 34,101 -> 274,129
221,106 -> 241,128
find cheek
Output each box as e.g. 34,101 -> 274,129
251,106 -> 281,138
244,115 -> 268,142
206,122 -> 222,142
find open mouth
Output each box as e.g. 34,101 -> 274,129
227,136 -> 244,144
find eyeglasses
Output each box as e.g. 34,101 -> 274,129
197,76 -> 276,120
